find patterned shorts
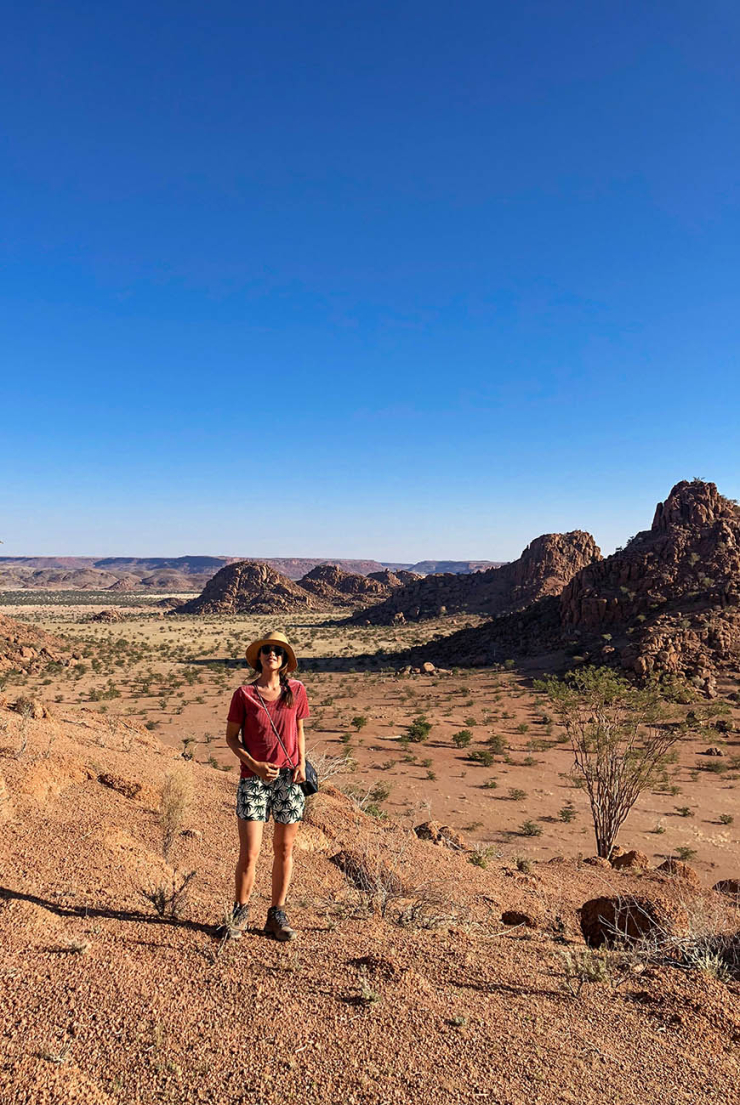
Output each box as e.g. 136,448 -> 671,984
236,769 -> 306,824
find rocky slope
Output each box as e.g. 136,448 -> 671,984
421,481 -> 740,688
174,561 -> 324,615
352,532 -> 600,625
1,702 -> 739,1105
0,613 -> 71,673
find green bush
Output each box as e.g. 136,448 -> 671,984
406,717 -> 432,743
486,735 -> 507,755
452,729 -> 473,748
468,749 -> 494,767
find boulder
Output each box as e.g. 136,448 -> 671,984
413,821 -> 466,851
713,879 -> 740,902
583,856 -> 612,869
580,895 -> 682,948
656,859 -> 701,887
13,697 -> 50,720
611,850 -> 650,871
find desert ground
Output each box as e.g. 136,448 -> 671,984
2,594 -> 740,1104
3,595 -> 739,881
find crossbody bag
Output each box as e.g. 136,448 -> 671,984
252,687 -> 319,797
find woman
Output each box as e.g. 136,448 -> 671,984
221,630 -> 309,941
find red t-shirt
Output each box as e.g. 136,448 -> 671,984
227,680 -> 310,779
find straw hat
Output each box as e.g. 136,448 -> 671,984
246,630 -> 297,673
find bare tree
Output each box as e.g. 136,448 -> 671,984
539,667 -> 677,858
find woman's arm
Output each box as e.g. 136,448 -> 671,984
292,718 -> 307,784
225,721 -> 278,781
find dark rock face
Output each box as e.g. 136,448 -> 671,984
351,532 -> 601,625
175,561 -> 323,615
417,481 -> 740,687
298,565 -> 392,607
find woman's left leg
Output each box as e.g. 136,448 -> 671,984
271,821 -> 299,907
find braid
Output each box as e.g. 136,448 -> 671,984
279,669 -> 295,708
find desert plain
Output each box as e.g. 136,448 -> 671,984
5,596 -> 739,880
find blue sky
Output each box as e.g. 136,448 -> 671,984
2,1 -> 738,561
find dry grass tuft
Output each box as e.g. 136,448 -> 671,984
159,767 -> 193,858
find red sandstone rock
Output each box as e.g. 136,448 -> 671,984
580,894 -> 684,948
656,859 -> 701,886
611,850 -> 650,871
413,821 -> 466,850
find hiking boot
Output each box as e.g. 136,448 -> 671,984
265,906 -> 296,942
216,902 -> 250,940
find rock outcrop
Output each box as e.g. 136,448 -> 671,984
0,614 -> 70,674
417,481 -> 740,686
297,564 -> 392,608
559,480 -> 740,687
367,569 -> 422,588
351,532 -> 600,625
175,561 -> 323,615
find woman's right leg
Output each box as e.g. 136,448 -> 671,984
235,817 -> 264,904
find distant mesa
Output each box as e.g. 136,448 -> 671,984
0,555 -> 495,593
408,560 -> 503,575
351,531 -> 600,625
175,561 -> 324,615
0,554 -> 469,592
419,480 -> 740,691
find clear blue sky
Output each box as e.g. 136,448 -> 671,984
2,1 -> 738,561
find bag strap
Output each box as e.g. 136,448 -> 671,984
253,685 -> 296,770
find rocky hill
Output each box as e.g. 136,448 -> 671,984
420,481 -> 740,690
367,569 -> 422,588
0,613 -> 71,674
1,701 -> 738,1104
298,565 -> 392,607
175,561 -> 324,615
352,532 -> 600,625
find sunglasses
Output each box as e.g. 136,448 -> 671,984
259,645 -> 285,658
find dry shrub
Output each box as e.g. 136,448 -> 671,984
308,748 -> 353,783
590,887 -> 740,982
141,870 -> 196,919
159,767 -> 193,858
559,947 -> 612,997
330,831 -> 467,929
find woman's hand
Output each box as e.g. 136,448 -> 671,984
254,761 -> 280,783
292,759 -> 306,785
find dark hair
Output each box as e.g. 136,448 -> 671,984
250,657 -> 294,708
